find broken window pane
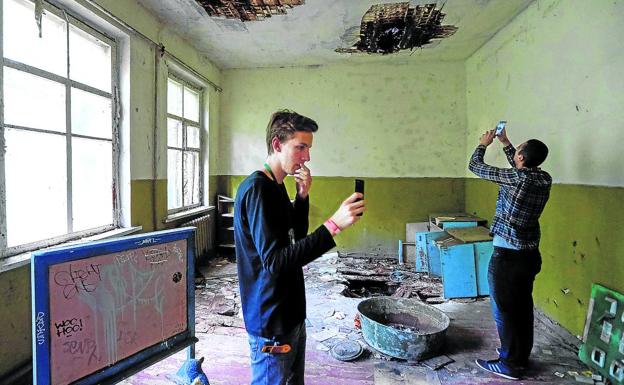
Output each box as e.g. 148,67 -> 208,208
167,118 -> 183,148
187,125 -> 200,149
168,149 -> 183,209
3,66 -> 66,132
71,88 -> 112,139
5,128 -> 67,247
69,25 -> 111,92
72,138 -> 113,231
167,78 -> 183,117
4,0 -> 67,77
183,152 -> 199,206
184,87 -> 199,122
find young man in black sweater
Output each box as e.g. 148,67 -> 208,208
234,110 -> 365,385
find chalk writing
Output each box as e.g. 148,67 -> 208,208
53,263 -> 102,299
172,245 -> 183,262
145,248 -> 168,265
55,318 -> 84,338
136,238 -> 161,246
117,330 -> 138,346
36,312 -> 46,345
114,252 -> 137,265
62,338 -> 100,365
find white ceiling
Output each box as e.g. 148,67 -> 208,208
135,0 -> 534,69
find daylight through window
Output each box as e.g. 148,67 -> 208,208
1,0 -> 118,256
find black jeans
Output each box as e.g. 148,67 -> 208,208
488,246 -> 542,368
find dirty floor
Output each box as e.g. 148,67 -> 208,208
120,253 -> 590,385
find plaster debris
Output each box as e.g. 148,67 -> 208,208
336,2 -> 457,55
196,0 -> 304,22
421,354 -> 454,370
311,329 -> 338,342
573,374 -> 595,384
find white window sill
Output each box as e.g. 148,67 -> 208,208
0,226 -> 143,274
163,206 -> 215,224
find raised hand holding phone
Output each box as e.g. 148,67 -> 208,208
495,120 -> 507,136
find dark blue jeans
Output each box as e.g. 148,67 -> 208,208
247,322 -> 306,385
488,247 -> 542,368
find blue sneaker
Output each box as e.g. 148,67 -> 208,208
494,349 -> 528,368
475,359 -> 521,380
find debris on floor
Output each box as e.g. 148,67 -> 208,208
118,252 -> 592,385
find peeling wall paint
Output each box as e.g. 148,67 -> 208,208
464,0 -> 624,336
219,61 -> 467,178
465,0 -> 624,186
220,176 -> 465,254
0,266 -> 31,375
466,180 -> 624,337
0,0 -> 222,377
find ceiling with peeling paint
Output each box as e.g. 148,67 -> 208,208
135,0 -> 534,69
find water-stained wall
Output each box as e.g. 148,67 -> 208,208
465,0 -> 624,335
219,176 -> 465,254
219,61 -> 467,178
0,0 -> 221,377
218,61 -> 467,254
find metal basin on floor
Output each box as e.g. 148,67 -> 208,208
358,297 -> 450,361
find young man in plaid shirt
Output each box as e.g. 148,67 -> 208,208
469,126 -> 551,380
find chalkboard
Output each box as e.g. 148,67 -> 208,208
32,228 -> 197,385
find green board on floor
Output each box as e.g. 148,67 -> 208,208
578,283 -> 624,384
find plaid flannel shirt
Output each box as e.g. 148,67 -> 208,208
469,144 -> 552,250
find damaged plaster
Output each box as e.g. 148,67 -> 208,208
196,0 -> 304,22
337,3 -> 458,55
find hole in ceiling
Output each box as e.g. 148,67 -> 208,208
336,2 -> 458,55
196,0 -> 304,22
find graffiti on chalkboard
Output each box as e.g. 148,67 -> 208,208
36,311 -> 46,345
53,263 -> 102,299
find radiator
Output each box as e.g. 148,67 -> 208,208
180,214 -> 213,260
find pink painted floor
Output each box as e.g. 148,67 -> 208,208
120,256 -> 590,385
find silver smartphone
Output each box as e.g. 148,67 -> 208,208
495,120 -> 507,136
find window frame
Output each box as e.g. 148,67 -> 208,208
0,0 -> 120,259
166,73 -> 204,215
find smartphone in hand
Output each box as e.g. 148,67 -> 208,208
355,179 -> 364,216
495,120 -> 507,136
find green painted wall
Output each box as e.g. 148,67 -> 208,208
219,176 -> 464,254
130,179 -> 169,232
466,179 -> 624,336
0,0 -> 221,378
464,0 -> 624,337
219,61 -> 466,178
0,265 -> 31,375
465,0 -> 624,186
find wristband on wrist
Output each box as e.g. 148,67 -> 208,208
324,219 -> 341,236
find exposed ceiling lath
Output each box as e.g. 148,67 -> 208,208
196,0 -> 304,22
336,3 -> 458,55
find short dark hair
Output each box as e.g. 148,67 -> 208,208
520,139 -> 549,168
266,110 -> 318,154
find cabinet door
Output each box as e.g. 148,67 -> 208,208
474,242 -> 494,296
441,221 -> 478,230
440,244 -> 477,299
415,233 -> 428,273
425,232 -> 446,277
